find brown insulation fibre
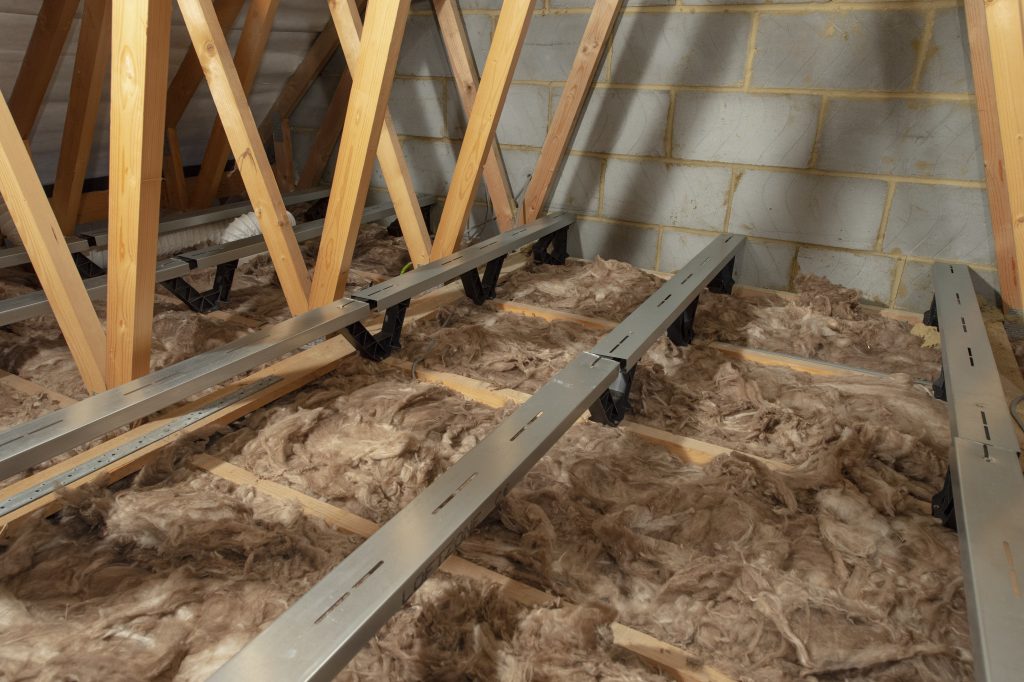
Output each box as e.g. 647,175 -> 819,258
398,304 -> 604,392
499,261 -> 939,377
219,360 -> 512,524
0,223 -> 405,400
0,431 -> 664,680
0,253 -> 968,679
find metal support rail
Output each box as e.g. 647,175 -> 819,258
0,187 -> 333,271
0,212 -> 577,481
925,263 -> 1024,682
0,197 -> 433,327
588,234 -> 743,424
211,234 -> 747,680
209,352 -> 623,682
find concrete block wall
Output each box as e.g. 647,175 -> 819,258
291,0 -> 995,309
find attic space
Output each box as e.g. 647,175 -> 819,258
0,1 -> 1021,681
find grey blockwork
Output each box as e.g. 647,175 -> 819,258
729,171 -> 888,250
657,230 -> 719,272
566,88 -> 670,156
449,83 -> 550,148
919,7 -> 974,94
817,98 -> 984,180
602,159 -> 731,231
796,247 -> 898,304
883,184 -> 994,265
673,92 -> 820,168
751,11 -> 924,91
568,219 -> 660,269
894,260 -> 1000,311
734,240 -> 798,291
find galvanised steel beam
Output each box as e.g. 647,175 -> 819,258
209,351 -> 622,682
929,262 -> 1024,682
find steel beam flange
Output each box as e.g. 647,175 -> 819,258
929,262 -> 1024,681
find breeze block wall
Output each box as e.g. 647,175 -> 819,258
293,0 -> 994,309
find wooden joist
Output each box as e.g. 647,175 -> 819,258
521,0 -> 623,223
178,0 -> 312,316
326,0 -> 432,267
309,0 -> 412,306
430,0 -> 534,258
432,0 -> 517,232
50,0 -> 112,235
8,0 -> 79,143
0,94 -> 107,393
189,0 -> 281,210
106,0 -> 172,387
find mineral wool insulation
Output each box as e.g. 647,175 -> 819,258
0,230 -> 969,680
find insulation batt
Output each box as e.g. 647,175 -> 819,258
498,260 -> 940,378
0,246 -> 970,679
0,450 -> 649,680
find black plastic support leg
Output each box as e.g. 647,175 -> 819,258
160,260 -> 239,313
343,300 -> 410,361
72,253 -> 106,279
667,296 -> 700,347
461,255 -> 506,305
931,468 -> 957,530
709,258 -> 736,295
923,296 -> 939,328
588,365 -> 636,426
532,227 -> 569,265
933,368 -> 947,402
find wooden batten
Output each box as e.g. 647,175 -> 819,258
433,0 -> 517,232
106,0 -> 172,386
51,0 -> 112,235
0,95 -> 107,393
309,0 -> 413,306
177,0 -> 312,316
521,0 -> 623,223
430,0 -> 534,258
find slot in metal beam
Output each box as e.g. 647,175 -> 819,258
932,262 -> 1024,682
210,351 -> 621,682
590,233 -> 743,369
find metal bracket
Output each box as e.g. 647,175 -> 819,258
923,295 -> 939,328
532,226 -> 568,265
160,260 -> 239,313
461,255 -> 506,305
932,368 -> 946,402
342,300 -> 410,362
587,364 -> 635,426
667,296 -> 700,347
708,257 -> 736,295
931,468 -> 956,529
